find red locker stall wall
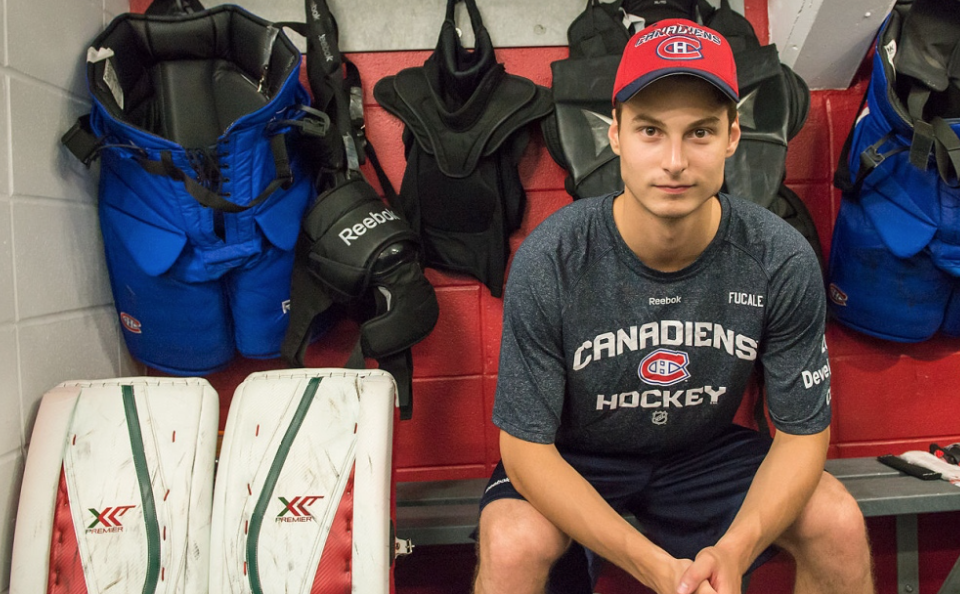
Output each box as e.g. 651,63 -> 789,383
127,0 -> 960,592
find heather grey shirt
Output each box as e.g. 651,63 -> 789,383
492,193 -> 831,456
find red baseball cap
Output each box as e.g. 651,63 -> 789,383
612,18 -> 738,105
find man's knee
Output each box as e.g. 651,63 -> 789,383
776,472 -> 875,592
477,499 -> 570,574
778,471 -> 869,554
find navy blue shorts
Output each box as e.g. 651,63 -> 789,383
479,424 -> 779,584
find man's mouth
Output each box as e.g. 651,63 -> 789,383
655,184 -> 692,194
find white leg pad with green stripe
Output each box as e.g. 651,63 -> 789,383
209,369 -> 397,594
11,377 -> 219,594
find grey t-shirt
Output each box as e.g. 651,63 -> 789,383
492,193 -> 831,456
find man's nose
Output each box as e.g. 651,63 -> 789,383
662,137 -> 687,174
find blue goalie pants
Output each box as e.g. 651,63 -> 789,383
828,198 -> 960,342
101,215 -> 300,375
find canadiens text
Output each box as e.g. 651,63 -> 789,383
636,24 -> 722,47
573,320 -> 758,371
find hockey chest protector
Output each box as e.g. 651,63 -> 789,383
828,0 -> 960,341
63,4 -> 315,374
373,0 -> 553,297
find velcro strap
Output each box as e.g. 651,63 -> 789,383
909,119 -> 935,171
344,343 -> 413,419
60,115 -> 101,166
933,117 -> 960,185
847,131 -> 908,196
282,105 -> 330,137
907,85 -> 931,123
378,350 -> 414,420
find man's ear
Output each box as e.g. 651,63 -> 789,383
726,115 -> 741,158
608,109 -> 621,156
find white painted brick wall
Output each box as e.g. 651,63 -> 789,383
206,0 -> 741,52
0,2 -> 134,592
0,454 -> 22,594
0,328 -> 18,456
0,206 -> 12,325
13,201 -> 111,318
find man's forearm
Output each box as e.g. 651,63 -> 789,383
499,431 -> 681,590
715,428 -> 830,573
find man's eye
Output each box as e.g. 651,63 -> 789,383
642,127 -> 658,136
693,129 -> 711,138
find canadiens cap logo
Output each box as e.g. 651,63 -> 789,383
639,348 -> 690,386
120,312 -> 142,334
657,36 -> 703,60
828,283 -> 848,307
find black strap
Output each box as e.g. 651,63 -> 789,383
339,40 -> 397,200
63,113 -> 296,213
851,132 -> 911,196
446,0 -> 484,28
364,141 -> 398,202
282,105 -> 332,137
378,351 -> 414,420
909,118 -> 936,172
345,342 -> 413,420
835,78 -> 960,192
933,117 -> 960,185
344,58 -> 371,170
833,86 -> 870,194
281,258 -> 336,366
300,0 -> 360,178
289,0 -> 414,419
61,115 -> 101,166
144,0 -> 204,16
137,134 -> 293,213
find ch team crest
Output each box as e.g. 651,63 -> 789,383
657,36 -> 703,60
639,348 -> 690,386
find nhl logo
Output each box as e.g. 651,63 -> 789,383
652,411 -> 668,425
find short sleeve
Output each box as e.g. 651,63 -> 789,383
491,238 -> 569,444
760,244 -> 832,435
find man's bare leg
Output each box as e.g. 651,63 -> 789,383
473,498 -> 571,594
776,472 -> 874,594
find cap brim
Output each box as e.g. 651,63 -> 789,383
614,69 -> 739,104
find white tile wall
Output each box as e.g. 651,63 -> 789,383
18,309 -> 122,438
0,452 -> 24,594
0,77 -> 9,197
205,0 -> 742,52
13,200 -> 111,320
10,79 -> 96,203
0,328 -> 20,456
0,204 -> 13,325
103,0 -> 129,21
1,3 -> 127,587
119,342 -> 143,377
7,0 -> 103,96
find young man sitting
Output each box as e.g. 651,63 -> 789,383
472,18 -> 874,594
